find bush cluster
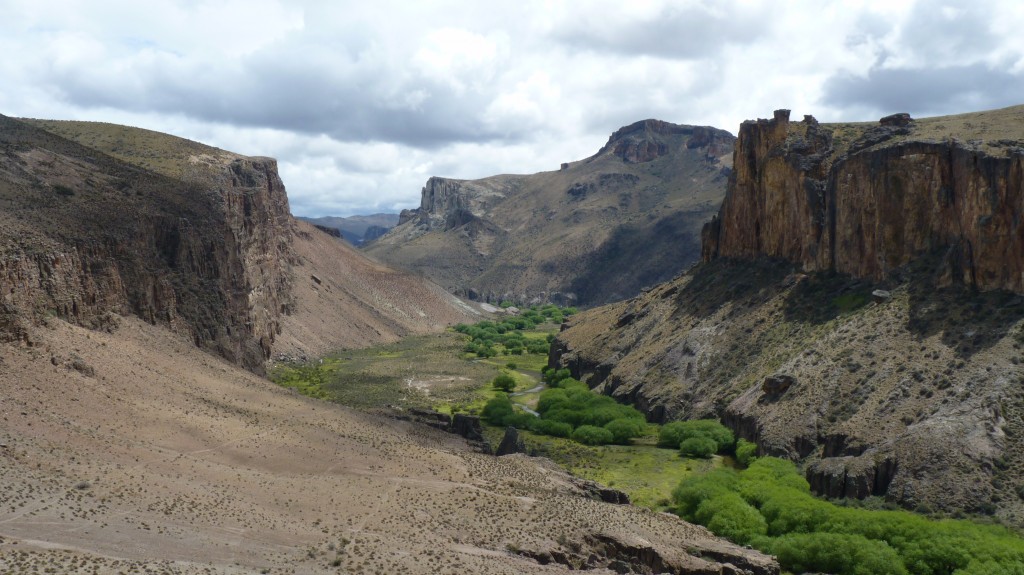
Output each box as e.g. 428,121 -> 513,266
672,457 -> 1024,575
453,305 -> 573,358
481,373 -> 646,446
658,420 -> 735,458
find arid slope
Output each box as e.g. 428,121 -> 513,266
0,315 -> 776,574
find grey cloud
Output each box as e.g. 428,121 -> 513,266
899,0 -> 998,62
822,63 -> 1024,116
553,4 -> 766,59
41,42 -> 532,149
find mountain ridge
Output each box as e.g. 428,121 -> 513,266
366,119 -> 734,306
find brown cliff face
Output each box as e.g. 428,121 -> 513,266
0,117 -> 294,372
704,106 -> 1024,292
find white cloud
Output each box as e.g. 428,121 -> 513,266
0,0 -> 1020,216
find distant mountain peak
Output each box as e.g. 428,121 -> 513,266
595,119 -> 734,164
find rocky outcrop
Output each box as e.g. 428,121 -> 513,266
496,425 -> 526,456
517,531 -> 779,575
403,176 -> 514,232
596,119 -> 734,164
703,108 -> 1024,293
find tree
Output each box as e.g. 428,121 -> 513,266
492,374 -> 516,392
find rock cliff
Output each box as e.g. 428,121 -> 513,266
0,117 -> 294,371
704,107 -> 1024,292
367,119 -> 734,306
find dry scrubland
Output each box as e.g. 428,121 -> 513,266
0,316 -> 773,573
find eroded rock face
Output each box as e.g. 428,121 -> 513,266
704,108 -> 1024,293
0,117 -> 294,373
409,176 -> 513,232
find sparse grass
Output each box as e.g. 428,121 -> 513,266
518,430 -> 722,510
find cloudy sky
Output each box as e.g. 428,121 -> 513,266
2,0 -> 1022,217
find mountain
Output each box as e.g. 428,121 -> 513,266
0,116 -> 777,573
366,119 -> 734,306
300,213 -> 399,245
551,106 -> 1024,519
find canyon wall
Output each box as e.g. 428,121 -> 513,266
0,116 -> 294,372
703,109 -> 1024,292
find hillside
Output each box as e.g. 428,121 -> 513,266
6,117 -> 478,370
366,120 -> 734,306
552,105 -> 1024,520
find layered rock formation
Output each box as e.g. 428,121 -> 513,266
0,117 -> 293,371
552,105 -> 1024,519
703,108 -> 1024,292
367,119 -> 735,305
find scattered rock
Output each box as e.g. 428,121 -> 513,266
762,374 -> 795,396
872,289 -> 892,303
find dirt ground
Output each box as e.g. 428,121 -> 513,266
0,316 -> 774,574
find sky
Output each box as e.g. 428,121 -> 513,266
2,0 -> 1022,217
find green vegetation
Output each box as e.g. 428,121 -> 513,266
519,430 -> 720,509
271,305 -> 1024,573
658,419 -> 735,457
453,305 -> 574,358
673,457 -> 1024,575
491,373 -> 516,392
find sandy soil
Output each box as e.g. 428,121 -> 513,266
0,316 -> 773,574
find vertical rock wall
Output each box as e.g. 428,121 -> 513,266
704,109 -> 1024,293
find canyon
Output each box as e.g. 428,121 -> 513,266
0,115 -> 775,573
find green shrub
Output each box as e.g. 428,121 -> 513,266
765,533 -> 907,575
571,425 -> 614,446
603,418 -> 644,444
672,469 -> 740,520
545,368 -> 572,385
502,412 -> 535,429
531,418 -> 572,438
492,374 -> 516,392
481,396 -> 514,426
679,436 -> 718,458
735,439 -> 758,467
694,493 -> 767,545
659,419 -> 734,453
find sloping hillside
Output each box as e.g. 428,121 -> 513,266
553,106 -> 1024,520
366,120 -> 734,306
6,117 -> 478,370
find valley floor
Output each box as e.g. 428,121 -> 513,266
0,316 -> 774,574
